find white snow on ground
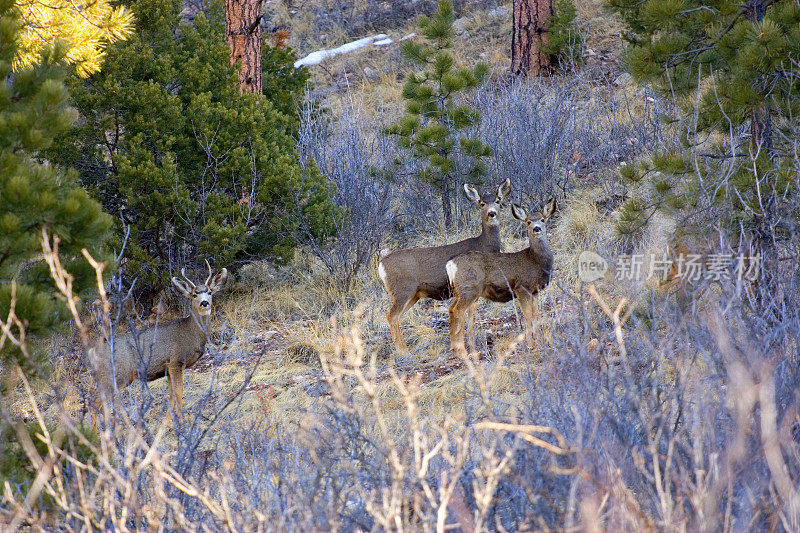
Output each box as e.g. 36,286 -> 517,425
294,34 -> 390,68
400,33 -> 417,40
373,37 -> 394,46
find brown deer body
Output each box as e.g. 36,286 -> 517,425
447,198 -> 556,358
378,179 -> 511,352
87,264 -> 228,415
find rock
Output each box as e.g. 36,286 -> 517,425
363,66 -> 379,81
453,16 -> 469,34
487,6 -> 510,20
303,381 -> 330,398
252,330 -> 279,344
614,73 -> 634,87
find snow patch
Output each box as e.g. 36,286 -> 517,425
294,34 -> 389,68
373,37 -> 394,46
400,33 -> 417,41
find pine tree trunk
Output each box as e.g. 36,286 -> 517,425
745,1 -> 777,297
225,0 -> 263,95
747,0 -> 772,152
441,178 -> 453,231
751,108 -> 773,152
511,0 -> 553,76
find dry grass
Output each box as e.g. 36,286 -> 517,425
287,0 -> 629,113
575,0 -> 626,56
287,2 -> 524,115
6,1 -> 800,530
151,173 -> 680,434
5,204 -> 799,529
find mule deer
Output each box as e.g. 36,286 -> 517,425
86,262 -> 228,416
378,179 -> 511,352
446,198 -> 556,358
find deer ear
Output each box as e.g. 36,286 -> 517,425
208,268 -> 228,293
496,178 -> 511,201
511,203 -> 527,222
171,277 -> 194,297
463,183 -> 480,204
542,197 -> 557,219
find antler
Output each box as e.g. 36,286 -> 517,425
180,267 -> 197,289
204,259 -> 213,286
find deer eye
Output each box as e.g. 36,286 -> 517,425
479,202 -> 486,207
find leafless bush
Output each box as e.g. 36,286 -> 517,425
5,77 -> 800,531
295,0 -> 505,46
296,103 -> 399,295
472,75 -> 671,205
295,75 -> 672,284
4,216 -> 800,530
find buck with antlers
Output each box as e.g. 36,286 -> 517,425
446,198 -> 556,357
86,262 -> 228,416
378,179 -> 512,352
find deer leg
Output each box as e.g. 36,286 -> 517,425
167,363 -> 185,420
518,294 -> 539,352
91,395 -> 100,432
449,297 -> 473,359
90,372 -> 113,430
465,301 -> 477,354
388,293 -> 420,353
388,300 -> 408,353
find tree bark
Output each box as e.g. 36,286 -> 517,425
225,0 -> 263,95
442,177 -> 453,231
747,0 -> 772,152
750,108 -> 773,153
511,0 -> 553,76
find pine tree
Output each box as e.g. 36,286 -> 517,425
49,0 -> 337,302
387,0 -> 491,230
542,0 -> 584,70
13,0 -> 133,77
611,1 -> 799,256
0,0 -> 112,370
611,0 -> 799,151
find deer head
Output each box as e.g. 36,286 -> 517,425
511,197 -> 557,244
171,260 -> 229,318
463,178 -> 511,227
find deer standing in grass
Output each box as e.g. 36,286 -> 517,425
87,262 -> 228,416
378,179 -> 511,352
446,198 -> 556,358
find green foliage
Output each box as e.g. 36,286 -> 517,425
0,0 -> 112,370
261,45 -> 310,119
49,0 -> 337,299
610,0 -> 800,240
386,0 -> 491,229
610,0 -> 800,144
543,0 -> 585,69
617,196 -> 648,236
0,422 -> 98,506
